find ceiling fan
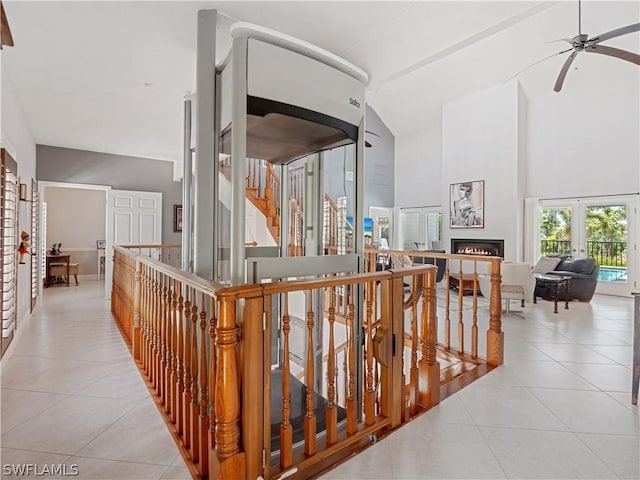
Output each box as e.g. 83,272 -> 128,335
365,130 -> 380,148
517,0 -> 639,92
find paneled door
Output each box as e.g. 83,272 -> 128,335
540,195 -> 637,296
105,190 -> 162,298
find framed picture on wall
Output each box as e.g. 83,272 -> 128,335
173,205 -> 183,232
450,180 -> 484,228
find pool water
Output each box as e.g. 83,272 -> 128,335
598,266 -> 627,282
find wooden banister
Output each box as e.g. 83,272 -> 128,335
112,245 -> 501,480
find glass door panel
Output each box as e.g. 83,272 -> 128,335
540,196 -> 637,296
400,207 -> 442,251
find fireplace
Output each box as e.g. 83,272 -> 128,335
451,238 -> 504,257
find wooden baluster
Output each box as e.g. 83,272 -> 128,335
161,276 -> 169,408
419,268 -> 440,407
457,262 -> 464,353
444,262 -> 451,349
472,262 -> 479,358
409,278 -> 419,415
190,300 -> 200,462
154,272 -> 162,392
182,291 -> 193,448
198,293 -> 209,476
280,293 -> 293,468
208,297 -> 217,452
487,259 -> 504,367
148,268 -> 157,387
365,281 -> 375,425
346,285 -> 357,434
326,287 -> 337,445
169,282 -> 178,423
304,291 -> 316,456
342,345 -> 348,409
176,283 -> 185,436
140,266 -> 148,374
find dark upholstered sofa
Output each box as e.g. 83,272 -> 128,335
411,249 -> 446,282
534,256 -> 600,302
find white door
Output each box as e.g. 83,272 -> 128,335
105,190 -> 162,298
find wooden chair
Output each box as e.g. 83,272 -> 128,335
48,262 -> 79,286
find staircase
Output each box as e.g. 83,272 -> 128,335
220,157 -> 348,257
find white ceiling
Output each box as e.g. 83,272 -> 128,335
2,1 -> 638,163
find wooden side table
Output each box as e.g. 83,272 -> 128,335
449,272 -> 478,296
533,274 -> 570,313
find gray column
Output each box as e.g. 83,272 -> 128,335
182,98 -> 193,272
230,35 -> 248,285
193,9 -> 217,280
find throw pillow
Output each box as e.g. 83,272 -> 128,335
532,256 -> 562,274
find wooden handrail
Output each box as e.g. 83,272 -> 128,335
112,244 -> 502,480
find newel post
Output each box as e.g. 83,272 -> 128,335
209,291 -> 245,480
419,265 -> 440,407
132,260 -> 142,362
487,258 -> 504,367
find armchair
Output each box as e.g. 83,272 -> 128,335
478,262 -> 536,317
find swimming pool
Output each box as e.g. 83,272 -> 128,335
598,266 -> 627,282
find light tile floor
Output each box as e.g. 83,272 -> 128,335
322,293 -> 639,479
1,281 -> 638,479
1,281 -> 192,479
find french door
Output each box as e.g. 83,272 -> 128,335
399,207 -> 443,251
539,195 -> 637,296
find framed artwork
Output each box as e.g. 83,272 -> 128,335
450,180 -> 484,228
173,205 -> 183,232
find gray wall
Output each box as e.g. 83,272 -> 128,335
36,145 -> 182,244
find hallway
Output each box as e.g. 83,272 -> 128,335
1,280 -> 638,479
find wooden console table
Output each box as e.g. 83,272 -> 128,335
448,273 -> 478,296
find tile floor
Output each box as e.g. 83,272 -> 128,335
322,294 -> 639,479
1,281 -> 638,479
1,281 -> 192,479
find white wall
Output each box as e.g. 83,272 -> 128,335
44,187 -> 106,275
394,119 -> 442,208
442,81 -> 524,261
1,62 -> 37,358
527,74 -> 640,199
395,70 -> 639,262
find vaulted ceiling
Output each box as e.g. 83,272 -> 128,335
2,1 -> 638,163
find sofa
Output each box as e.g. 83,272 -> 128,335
410,249 -> 446,282
533,256 -> 600,302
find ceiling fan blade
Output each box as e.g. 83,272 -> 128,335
554,50 -> 579,92
588,23 -> 640,45
585,44 -> 640,65
545,38 -> 576,46
503,47 -> 574,84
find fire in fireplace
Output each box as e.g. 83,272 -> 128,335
451,239 -> 504,257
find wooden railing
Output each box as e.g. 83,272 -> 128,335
123,243 -> 182,268
364,248 -> 505,369
323,194 -> 352,255
112,245 -> 504,480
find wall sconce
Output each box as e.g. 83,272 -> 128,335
19,183 -> 28,201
